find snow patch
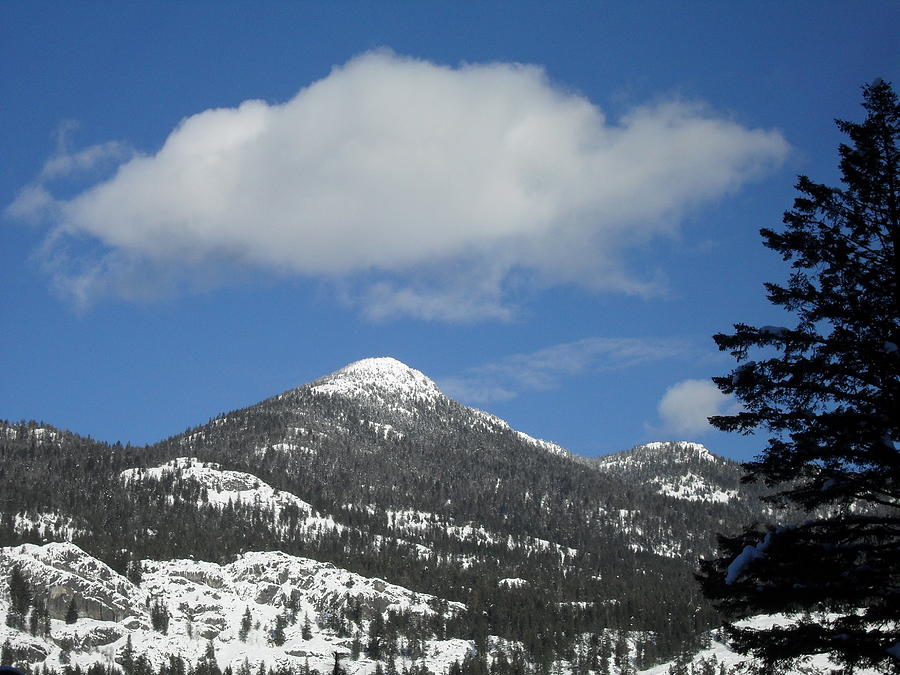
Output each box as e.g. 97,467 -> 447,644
654,472 -> 738,503
725,532 -> 774,585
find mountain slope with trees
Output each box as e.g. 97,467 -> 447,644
0,357 -> 776,672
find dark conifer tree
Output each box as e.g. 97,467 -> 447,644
120,635 -> 135,675
700,80 -> 900,673
197,640 -> 221,675
351,631 -> 362,661
65,597 -> 79,624
367,613 -> 385,660
6,565 -> 30,629
268,614 -> 287,647
41,600 -> 50,637
150,600 -> 169,634
239,607 -> 252,642
331,652 -> 345,675
126,560 -> 143,586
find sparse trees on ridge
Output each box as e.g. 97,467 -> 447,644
700,80 -> 900,673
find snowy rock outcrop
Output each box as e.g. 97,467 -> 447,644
143,550 -> 462,640
0,542 -> 144,622
0,542 -> 470,673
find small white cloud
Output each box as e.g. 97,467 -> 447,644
656,378 -> 736,436
440,337 -> 687,403
10,50 -> 789,318
6,184 -> 57,223
6,121 -> 132,224
38,140 -> 131,181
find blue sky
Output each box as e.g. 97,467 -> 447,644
2,2 -> 897,460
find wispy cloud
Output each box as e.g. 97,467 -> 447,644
8,50 -> 788,319
654,378 -> 739,436
6,120 -> 132,224
439,337 -> 688,402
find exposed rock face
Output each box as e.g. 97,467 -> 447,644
0,543 -> 144,622
53,620 -> 124,650
142,550 -> 463,637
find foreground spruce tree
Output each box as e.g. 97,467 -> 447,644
699,80 -> 899,673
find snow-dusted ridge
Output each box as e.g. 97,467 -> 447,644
121,459 -> 577,569
0,424 -> 59,443
654,472 -> 738,503
469,409 -> 570,457
13,511 -> 85,542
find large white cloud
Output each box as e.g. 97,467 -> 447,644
10,50 -> 789,319
657,378 -> 737,436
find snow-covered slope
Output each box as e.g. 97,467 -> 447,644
638,614 -> 887,675
121,458 -> 343,536
468,408 -> 569,457
2,542 -> 882,675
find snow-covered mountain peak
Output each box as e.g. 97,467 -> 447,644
309,357 -> 443,406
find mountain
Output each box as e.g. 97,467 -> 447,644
305,357 -> 569,457
587,441 -> 743,502
584,440 -> 773,507
0,357 -> 815,675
